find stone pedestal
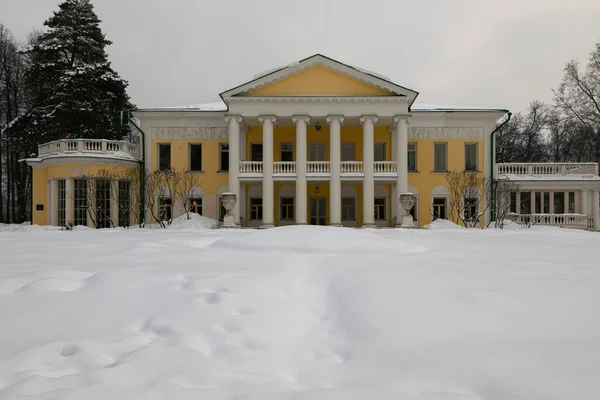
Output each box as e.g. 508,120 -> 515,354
398,193 -> 416,228
220,192 -> 239,228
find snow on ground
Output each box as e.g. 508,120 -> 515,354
0,225 -> 599,399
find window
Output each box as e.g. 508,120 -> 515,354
189,144 -> 202,171
158,143 -> 171,171
408,142 -> 417,172
409,197 -> 418,222
535,192 -> 542,214
217,197 -> 227,221
74,179 -> 87,226
190,197 -> 202,215
251,143 -> 263,161
569,192 -> 575,213
280,143 -> 293,162
220,143 -> 229,171
342,197 -> 356,221
159,198 -> 172,222
464,198 -> 478,221
374,143 -> 386,162
434,143 -> 447,172
280,197 -> 294,220
520,192 -> 531,214
433,197 -> 447,220
543,192 -> 550,214
374,198 -> 386,220
554,192 -> 564,214
57,179 -> 66,227
510,192 -> 517,213
342,143 -> 355,162
465,143 -> 478,172
309,143 -> 325,161
250,198 -> 263,220
96,179 -> 111,228
118,181 -> 130,227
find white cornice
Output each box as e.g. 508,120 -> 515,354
227,96 -> 409,104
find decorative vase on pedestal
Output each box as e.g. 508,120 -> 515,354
399,193 -> 417,228
220,192 -> 238,228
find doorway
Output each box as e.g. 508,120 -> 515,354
310,197 -> 326,225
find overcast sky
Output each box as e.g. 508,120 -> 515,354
2,0 -> 600,113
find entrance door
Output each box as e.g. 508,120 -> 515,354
310,197 -> 326,225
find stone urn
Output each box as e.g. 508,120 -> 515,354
221,192 -> 238,228
399,192 -> 417,228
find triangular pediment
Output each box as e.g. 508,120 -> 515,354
220,54 -> 418,100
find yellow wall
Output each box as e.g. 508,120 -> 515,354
151,139 -> 228,195
247,66 -> 392,96
408,139 -> 485,226
32,168 -> 48,226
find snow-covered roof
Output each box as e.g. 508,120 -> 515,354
134,101 -> 507,114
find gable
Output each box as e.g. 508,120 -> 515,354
244,66 -> 394,97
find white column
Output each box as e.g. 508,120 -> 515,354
581,189 -> 589,215
530,191 -> 536,214
293,115 -> 309,225
66,178 -> 74,226
361,115 -> 378,228
549,191 -> 555,214
259,115 -> 276,228
394,115 -> 410,226
110,180 -> 119,227
50,179 -> 58,226
564,192 -> 569,214
226,115 -> 242,226
390,126 -> 398,225
327,115 -> 344,227
593,189 -> 600,230
516,191 -> 521,214
240,125 -> 247,161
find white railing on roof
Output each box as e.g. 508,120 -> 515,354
496,163 -> 599,176
37,139 -> 139,159
374,161 -> 397,174
240,161 -> 263,174
507,213 -> 595,230
273,162 -> 296,174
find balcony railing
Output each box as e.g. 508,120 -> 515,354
341,161 -> 363,173
240,161 -> 405,177
273,162 -> 296,174
507,213 -> 594,230
496,162 -> 599,176
37,139 -> 139,159
240,161 -> 263,174
307,161 -> 330,174
374,161 -> 397,173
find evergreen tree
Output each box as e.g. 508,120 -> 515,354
19,0 -> 133,141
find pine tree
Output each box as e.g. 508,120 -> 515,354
19,0 -> 133,142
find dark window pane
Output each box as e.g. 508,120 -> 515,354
118,181 -> 130,227
251,143 -> 263,162
434,143 -> 447,171
374,143 -> 386,162
159,144 -> 171,171
465,143 -> 477,171
96,180 -> 111,228
74,179 -> 87,226
220,144 -> 229,171
190,144 -> 202,171
408,143 -> 417,171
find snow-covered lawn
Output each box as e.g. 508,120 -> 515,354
0,222 -> 599,399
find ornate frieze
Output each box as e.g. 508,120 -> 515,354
151,127 -> 228,140
408,127 -> 484,140
67,166 -> 91,176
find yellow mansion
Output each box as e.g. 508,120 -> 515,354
24,54 -> 600,229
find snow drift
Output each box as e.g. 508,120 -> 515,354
0,225 -> 599,399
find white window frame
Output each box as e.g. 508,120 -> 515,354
434,142 -> 448,172
374,197 -> 386,221
464,142 -> 478,172
341,197 -> 356,221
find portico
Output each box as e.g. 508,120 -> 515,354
225,113 -> 410,228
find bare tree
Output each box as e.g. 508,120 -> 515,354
173,169 -> 202,220
445,171 -> 497,228
493,178 -> 521,229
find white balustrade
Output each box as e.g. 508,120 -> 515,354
341,161 -> 363,173
37,139 -> 139,159
497,163 -> 599,176
507,213 -> 594,230
374,161 -> 397,174
307,161 -> 330,174
239,161 -> 263,174
273,162 -> 296,174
